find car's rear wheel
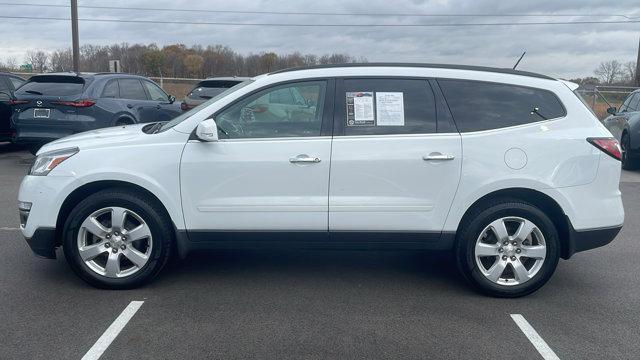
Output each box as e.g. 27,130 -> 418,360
62,189 -> 172,289
455,200 -> 560,297
115,117 -> 135,126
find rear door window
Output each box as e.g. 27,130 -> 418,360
101,79 -> 119,98
340,78 -> 437,136
15,76 -> 85,96
438,79 -> 566,132
118,79 -> 147,100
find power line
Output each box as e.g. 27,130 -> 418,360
0,15 -> 639,27
0,2 -> 638,19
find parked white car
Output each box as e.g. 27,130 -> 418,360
18,64 -> 624,297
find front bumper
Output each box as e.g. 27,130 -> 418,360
25,227 -> 57,259
19,174 -> 81,259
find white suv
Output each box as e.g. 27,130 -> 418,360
18,64 -> 624,297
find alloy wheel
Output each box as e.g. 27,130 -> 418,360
76,206 -> 153,278
474,216 -> 546,286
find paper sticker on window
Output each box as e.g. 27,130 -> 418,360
346,92 -> 374,126
376,92 -> 404,126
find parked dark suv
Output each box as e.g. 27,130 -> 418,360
11,73 -> 181,153
603,89 -> 640,169
0,72 -> 26,142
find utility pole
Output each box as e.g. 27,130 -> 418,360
71,0 -> 80,73
635,37 -> 640,87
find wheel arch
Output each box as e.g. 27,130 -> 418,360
455,187 -> 572,259
55,180 -> 176,247
114,114 -> 136,126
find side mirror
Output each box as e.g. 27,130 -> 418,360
607,106 -> 617,115
168,95 -> 176,104
195,119 -> 219,142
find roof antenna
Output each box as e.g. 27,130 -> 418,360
513,51 -> 526,70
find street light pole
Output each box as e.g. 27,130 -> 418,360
635,37 -> 640,87
71,0 -> 80,73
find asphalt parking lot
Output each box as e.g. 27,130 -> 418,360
1,142 -> 639,360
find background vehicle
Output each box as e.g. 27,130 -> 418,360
0,72 -> 25,142
18,64 -> 624,297
603,89 -> 640,169
181,77 -> 250,111
11,73 -> 181,154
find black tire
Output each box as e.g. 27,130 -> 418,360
62,188 -> 172,289
115,118 -> 135,126
621,133 -> 637,170
27,143 -> 44,156
455,199 -> 560,298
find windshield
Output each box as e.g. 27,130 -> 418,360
160,80 -> 254,132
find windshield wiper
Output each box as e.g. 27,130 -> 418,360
25,90 -> 43,95
148,122 -> 163,134
531,107 -> 548,120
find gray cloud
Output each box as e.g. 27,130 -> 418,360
0,0 -> 638,78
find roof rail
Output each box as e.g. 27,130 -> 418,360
269,62 -> 554,80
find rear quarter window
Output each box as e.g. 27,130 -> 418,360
438,79 -> 566,132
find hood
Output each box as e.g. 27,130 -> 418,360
38,123 -> 149,154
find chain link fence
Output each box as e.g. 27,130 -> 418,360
575,85 -> 639,120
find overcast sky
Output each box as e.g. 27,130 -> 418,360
0,0 -> 638,78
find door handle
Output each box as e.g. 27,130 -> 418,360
422,153 -> 455,161
156,104 -> 161,109
289,155 -> 321,163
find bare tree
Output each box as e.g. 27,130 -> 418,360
1,57 -> 18,71
29,42 -> 364,78
50,49 -> 73,72
26,50 -> 50,73
183,54 -> 204,77
594,60 -> 623,84
623,61 -> 637,85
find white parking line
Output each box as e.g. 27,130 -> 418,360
0,227 -> 19,231
81,301 -> 144,360
510,314 -> 560,360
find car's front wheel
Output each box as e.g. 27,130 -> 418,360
621,133 -> 638,170
455,200 -> 560,297
62,189 -> 172,289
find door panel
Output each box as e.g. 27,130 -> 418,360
329,134 -> 462,231
180,79 -> 334,231
180,138 -> 331,230
328,77 -> 462,232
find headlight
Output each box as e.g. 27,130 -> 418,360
30,147 -> 79,176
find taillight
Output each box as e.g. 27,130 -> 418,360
180,102 -> 189,111
51,99 -> 95,107
587,137 -> 622,161
9,99 -> 29,105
